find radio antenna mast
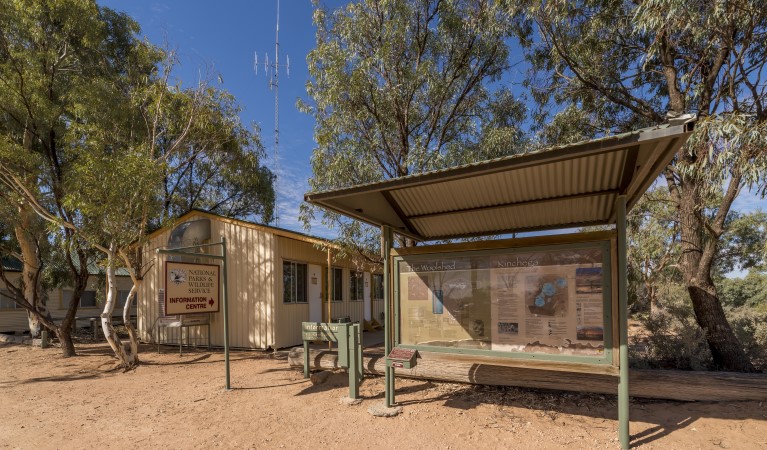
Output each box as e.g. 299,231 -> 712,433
255,0 -> 289,227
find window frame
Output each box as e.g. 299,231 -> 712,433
63,289 -> 99,309
371,273 -> 384,301
331,267 -> 343,302
283,260 -> 308,304
349,271 -> 364,301
0,289 -> 18,309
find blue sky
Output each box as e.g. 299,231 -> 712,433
98,1 -> 763,254
99,0 -> 342,237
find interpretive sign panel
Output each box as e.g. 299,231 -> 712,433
301,322 -> 342,342
396,241 -> 612,362
165,261 -> 220,315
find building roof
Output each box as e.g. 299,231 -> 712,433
1,255 -> 130,276
147,209 -> 333,248
305,121 -> 695,241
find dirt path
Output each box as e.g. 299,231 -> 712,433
0,342 -> 764,449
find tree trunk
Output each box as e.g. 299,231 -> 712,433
57,321 -> 76,357
56,239 -> 90,358
677,168 -> 755,372
102,246 -> 136,368
688,282 -> 756,371
290,347 -> 767,401
123,283 -> 140,363
14,207 -> 52,338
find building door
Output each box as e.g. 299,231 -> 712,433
308,264 -> 322,323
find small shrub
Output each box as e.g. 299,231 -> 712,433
630,279 -> 767,371
725,306 -> 767,370
630,283 -> 712,370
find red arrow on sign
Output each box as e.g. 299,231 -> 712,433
209,299 -> 214,306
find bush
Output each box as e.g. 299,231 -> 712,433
725,306 -> 767,369
630,283 -> 713,370
630,279 -> 767,371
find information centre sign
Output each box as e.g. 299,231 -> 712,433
165,261 -> 221,315
395,240 -> 613,363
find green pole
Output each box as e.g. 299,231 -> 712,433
155,242 -> 230,389
616,195 -> 630,449
40,330 -> 48,349
222,236 -> 231,390
382,225 -> 394,407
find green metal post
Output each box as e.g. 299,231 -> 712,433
349,324 -> 359,399
356,324 -> 363,385
155,240 -> 229,389
40,330 -> 48,349
616,195 -> 630,449
382,225 -> 394,407
222,236 -> 231,390
303,340 -> 310,379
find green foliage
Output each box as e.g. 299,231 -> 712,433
159,89 -> 275,224
0,0 -> 274,256
510,0 -> 767,371
719,271 -> 767,310
301,0 -> 526,252
625,188 -> 679,312
725,304 -> 767,367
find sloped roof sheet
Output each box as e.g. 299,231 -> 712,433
305,122 -> 695,241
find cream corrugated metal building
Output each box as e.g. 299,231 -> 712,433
139,210 -> 384,350
1,257 -> 134,334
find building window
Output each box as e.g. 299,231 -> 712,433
372,274 -> 384,300
331,268 -> 343,302
64,290 -> 98,308
350,271 -> 364,301
283,261 -> 307,303
0,290 -> 18,309
118,290 -> 132,307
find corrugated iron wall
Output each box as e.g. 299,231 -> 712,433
139,213 -> 380,350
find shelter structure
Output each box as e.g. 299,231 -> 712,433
138,210 -> 384,350
305,120 -> 696,449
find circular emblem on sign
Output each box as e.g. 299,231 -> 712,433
170,269 -> 187,285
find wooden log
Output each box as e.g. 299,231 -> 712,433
288,347 -> 767,402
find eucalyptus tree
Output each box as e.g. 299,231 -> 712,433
0,0 -> 135,355
301,0 -> 526,255
158,90 -> 275,226
0,176 -> 53,337
510,0 -> 767,371
0,1 -> 274,365
65,66 -> 274,368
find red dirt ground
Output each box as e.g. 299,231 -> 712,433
1,342 -> 765,449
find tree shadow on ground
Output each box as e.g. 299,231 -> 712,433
377,380 -> 762,447
0,372 -> 102,387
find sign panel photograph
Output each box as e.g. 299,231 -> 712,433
395,240 -> 613,363
165,261 -> 221,315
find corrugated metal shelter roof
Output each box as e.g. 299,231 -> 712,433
305,121 -> 695,241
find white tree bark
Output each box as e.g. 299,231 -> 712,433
120,247 -> 141,362
101,244 -> 135,367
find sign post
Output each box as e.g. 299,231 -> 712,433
301,322 -> 363,399
157,237 -> 230,390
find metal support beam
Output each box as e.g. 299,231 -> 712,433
327,248 -> 332,351
616,195 -> 630,449
382,225 -> 395,407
